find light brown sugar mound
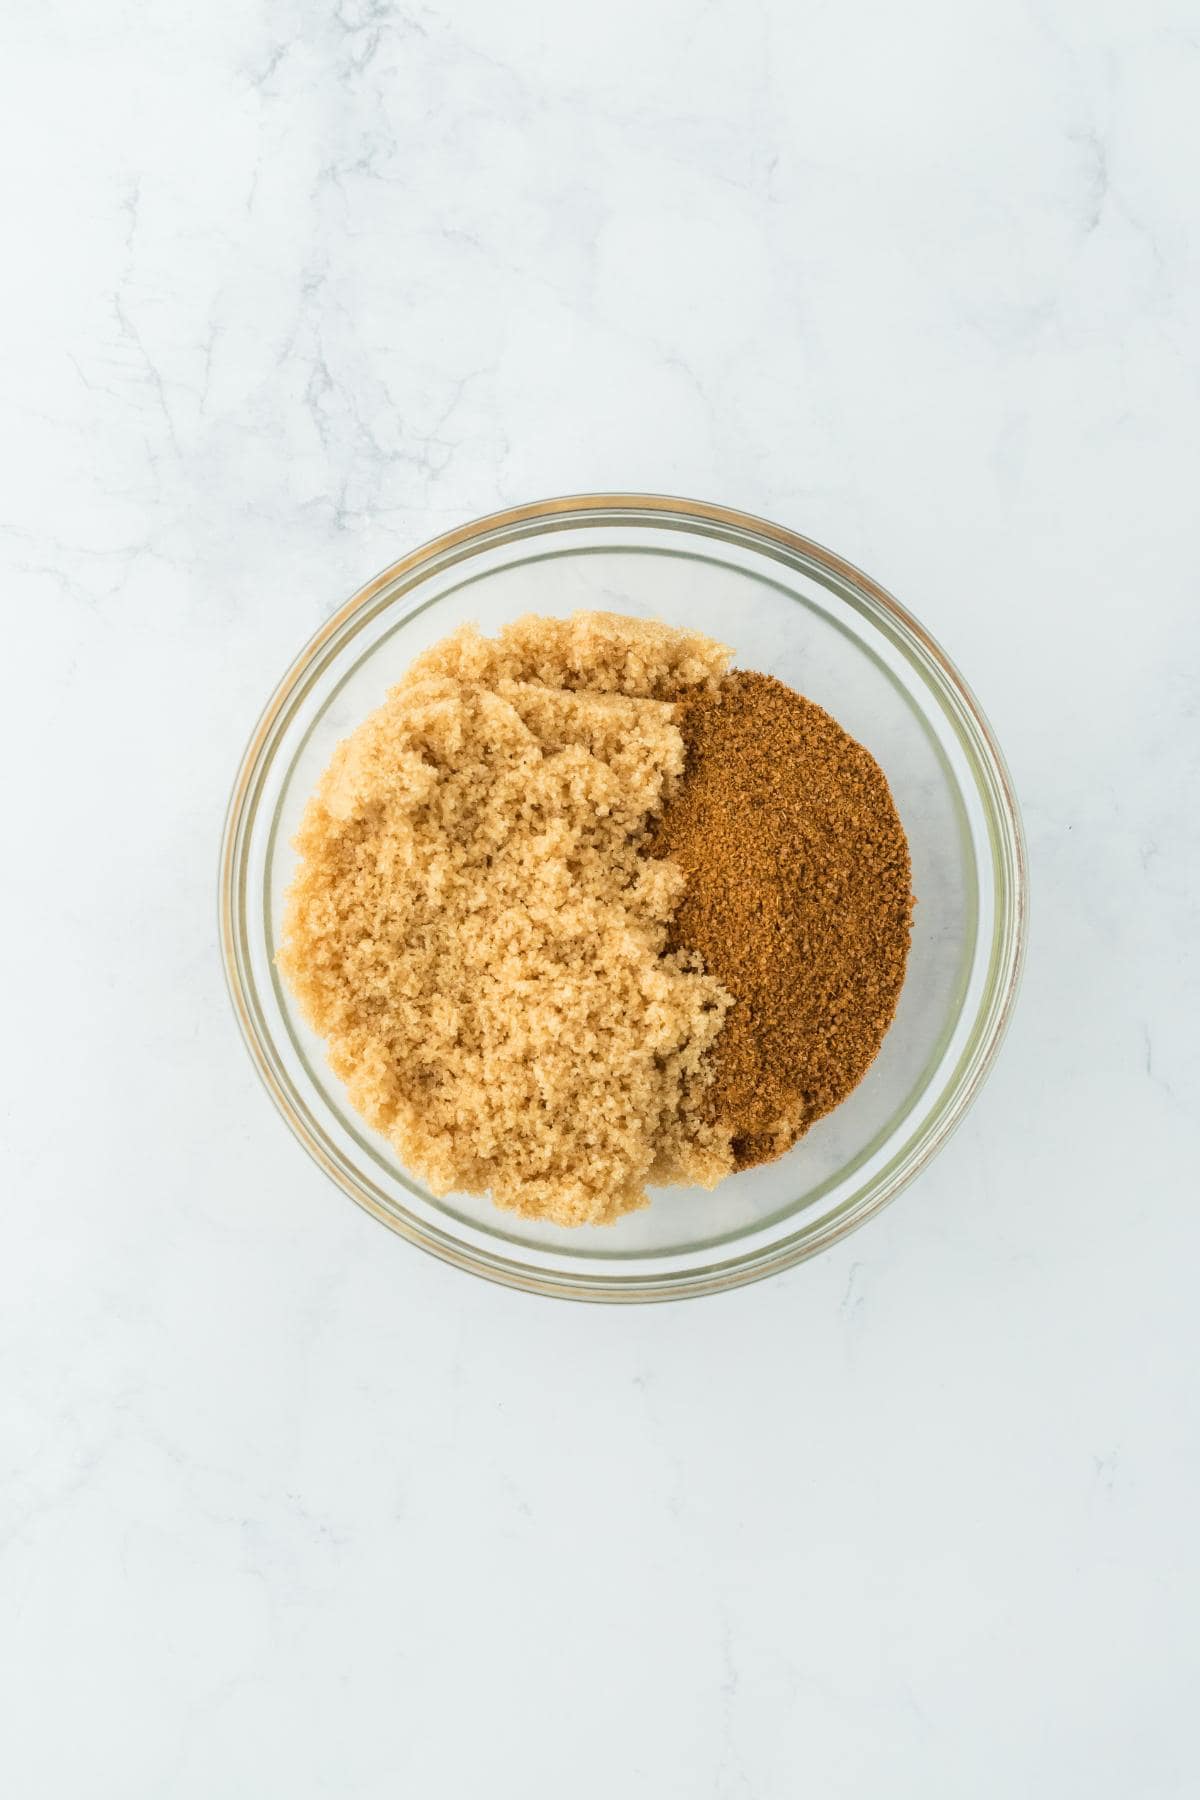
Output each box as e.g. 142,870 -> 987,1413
278,614 -> 735,1226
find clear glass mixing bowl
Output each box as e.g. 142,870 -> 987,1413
220,496 -> 1027,1301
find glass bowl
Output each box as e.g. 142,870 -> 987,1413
220,495 -> 1026,1302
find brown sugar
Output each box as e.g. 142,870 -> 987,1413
279,610 -> 915,1227
648,671 -> 914,1169
278,614 -> 735,1228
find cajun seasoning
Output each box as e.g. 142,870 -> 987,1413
650,670 -> 914,1170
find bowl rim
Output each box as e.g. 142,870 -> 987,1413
219,492 -> 1028,1303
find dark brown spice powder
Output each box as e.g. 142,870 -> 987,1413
651,670 -> 915,1170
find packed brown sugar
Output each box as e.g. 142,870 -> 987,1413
278,612 -> 914,1224
278,614 -> 735,1228
648,671 -> 914,1169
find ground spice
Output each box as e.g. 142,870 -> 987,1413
651,671 -> 914,1170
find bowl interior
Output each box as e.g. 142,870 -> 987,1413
226,503 -> 1019,1298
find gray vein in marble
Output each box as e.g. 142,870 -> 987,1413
112,296 -> 177,454
715,1609 -> 753,1800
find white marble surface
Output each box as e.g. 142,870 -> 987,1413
2,1 -> 1199,1793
